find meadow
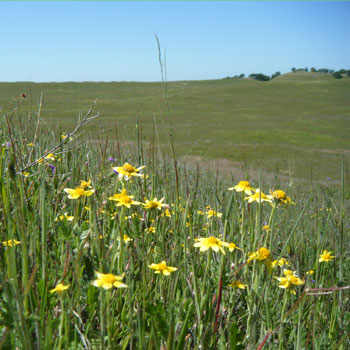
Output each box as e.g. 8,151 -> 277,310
0,71 -> 349,181
0,94 -> 349,349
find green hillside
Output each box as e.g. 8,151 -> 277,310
1,72 -> 349,181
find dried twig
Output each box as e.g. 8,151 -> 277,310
17,98 -> 100,175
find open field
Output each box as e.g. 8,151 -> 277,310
0,106 -> 349,349
1,72 -> 349,181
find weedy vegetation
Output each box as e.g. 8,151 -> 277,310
0,90 -> 349,349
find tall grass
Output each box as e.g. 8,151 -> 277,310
0,95 -> 349,349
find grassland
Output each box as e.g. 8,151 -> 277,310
0,96 -> 349,349
1,72 -> 349,181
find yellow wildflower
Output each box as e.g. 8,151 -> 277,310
262,224 -> 270,232
275,269 -> 304,294
143,197 -> 167,210
206,209 -> 223,218
79,179 -> 92,189
306,270 -> 314,275
27,142 -> 35,147
64,187 -> 95,199
269,190 -> 294,205
194,236 -> 230,255
123,234 -> 133,244
148,261 -> 177,276
50,283 -> 70,294
145,226 -> 156,233
45,153 -> 56,160
107,191 -> 124,202
245,189 -> 272,204
110,189 -> 140,208
228,281 -> 247,289
112,162 -> 145,180
61,134 -> 72,141
228,180 -> 255,195
56,213 -> 75,222
319,250 -> 335,262
2,239 -> 21,247
22,171 -> 30,177
271,258 -> 290,268
247,247 -> 271,263
92,272 -> 127,289
227,242 -> 242,252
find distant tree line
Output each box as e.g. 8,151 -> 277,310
291,67 -> 350,79
224,67 -> 349,81
223,71 -> 281,81
223,73 -> 246,79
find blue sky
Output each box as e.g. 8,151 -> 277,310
1,1 -> 349,82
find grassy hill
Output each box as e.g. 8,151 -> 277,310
1,72 -> 349,181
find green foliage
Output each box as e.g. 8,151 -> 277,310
0,96 -> 349,349
333,71 -> 344,79
248,73 -> 270,81
271,71 -> 281,79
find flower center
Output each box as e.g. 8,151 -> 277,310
102,274 -> 117,284
120,196 -> 132,203
158,262 -> 166,270
257,248 -> 270,259
273,190 -> 286,199
207,237 -> 219,245
76,188 -> 85,195
254,192 -> 267,199
123,164 -> 136,173
148,201 -> 159,208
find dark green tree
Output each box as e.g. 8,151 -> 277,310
271,71 -> 281,79
333,71 -> 343,79
249,73 -> 270,81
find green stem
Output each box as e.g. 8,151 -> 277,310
100,290 -> 105,349
265,204 -> 276,246
119,206 -> 126,272
200,251 -> 212,297
107,291 -> 112,349
58,296 -> 65,350
240,192 -> 246,252
279,293 -> 289,350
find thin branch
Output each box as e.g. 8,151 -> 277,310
16,99 -> 100,175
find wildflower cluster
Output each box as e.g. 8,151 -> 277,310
228,180 -> 293,206
2,98 -> 347,350
64,179 -> 95,199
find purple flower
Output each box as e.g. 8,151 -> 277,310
108,157 -> 116,162
48,164 -> 56,174
327,177 -> 331,181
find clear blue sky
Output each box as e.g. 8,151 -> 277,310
1,1 -> 349,82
